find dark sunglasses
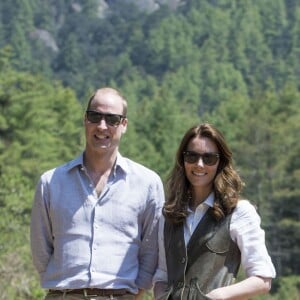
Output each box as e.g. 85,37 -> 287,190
86,110 -> 125,126
183,151 -> 220,166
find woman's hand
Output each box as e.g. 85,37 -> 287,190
205,276 -> 272,300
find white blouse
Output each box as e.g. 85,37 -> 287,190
153,194 -> 276,290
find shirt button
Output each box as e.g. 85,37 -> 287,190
181,257 -> 186,264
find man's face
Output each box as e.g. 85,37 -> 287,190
84,91 -> 127,156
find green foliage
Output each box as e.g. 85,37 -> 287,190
273,276 -> 300,300
0,62 -> 84,299
0,73 -> 83,181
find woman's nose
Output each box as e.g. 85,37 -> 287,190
196,157 -> 204,167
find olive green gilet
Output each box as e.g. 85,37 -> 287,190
163,208 -> 241,300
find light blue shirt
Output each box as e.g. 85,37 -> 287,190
30,153 -> 164,293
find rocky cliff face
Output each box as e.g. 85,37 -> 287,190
120,0 -> 185,13
30,0 -> 186,52
71,0 -> 185,17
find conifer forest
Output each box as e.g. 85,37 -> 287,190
0,0 -> 299,299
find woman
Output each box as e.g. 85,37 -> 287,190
154,123 -> 276,300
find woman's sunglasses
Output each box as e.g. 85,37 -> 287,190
86,110 -> 125,126
183,151 -> 220,166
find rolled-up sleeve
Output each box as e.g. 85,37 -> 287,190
230,200 -> 276,278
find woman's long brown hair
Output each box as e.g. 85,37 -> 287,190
163,123 -> 244,224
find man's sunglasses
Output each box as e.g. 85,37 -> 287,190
86,110 -> 125,126
183,151 -> 220,166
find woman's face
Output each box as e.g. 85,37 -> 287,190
184,136 -> 220,194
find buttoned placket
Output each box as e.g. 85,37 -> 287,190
79,165 -> 109,279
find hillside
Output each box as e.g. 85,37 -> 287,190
0,0 -> 299,299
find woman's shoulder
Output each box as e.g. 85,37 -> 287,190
232,199 -> 260,222
236,199 -> 257,209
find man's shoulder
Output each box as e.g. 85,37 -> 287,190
41,156 -> 81,180
123,157 -> 162,181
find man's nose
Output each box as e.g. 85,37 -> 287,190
96,117 -> 108,128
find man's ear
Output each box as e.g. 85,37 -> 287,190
121,118 -> 128,134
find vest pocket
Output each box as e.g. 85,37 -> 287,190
205,232 -> 231,253
204,218 -> 232,253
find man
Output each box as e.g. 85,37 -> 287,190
30,87 -> 165,299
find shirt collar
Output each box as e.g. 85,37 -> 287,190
187,191 -> 215,212
114,152 -> 130,175
65,152 -> 130,175
205,192 -> 215,208
65,153 -> 84,172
